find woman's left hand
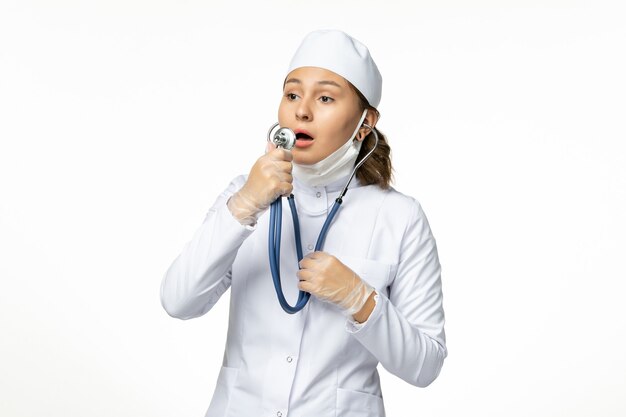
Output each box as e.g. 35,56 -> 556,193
297,251 -> 374,316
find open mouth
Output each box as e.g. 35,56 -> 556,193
294,130 -> 315,148
296,132 -> 313,140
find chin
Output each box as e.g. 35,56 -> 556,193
292,152 -> 320,165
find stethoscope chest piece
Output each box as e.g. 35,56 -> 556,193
267,122 -> 296,150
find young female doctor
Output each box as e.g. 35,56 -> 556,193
160,29 -> 447,417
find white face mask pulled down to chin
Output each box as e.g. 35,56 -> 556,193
292,109 -> 369,187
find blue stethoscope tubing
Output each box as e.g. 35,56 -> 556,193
268,123 -> 379,314
268,194 -> 342,313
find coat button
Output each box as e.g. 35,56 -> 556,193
286,356 -> 293,363
277,412 -> 283,417
316,191 -> 322,198
307,244 -> 313,250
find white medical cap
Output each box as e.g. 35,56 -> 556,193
286,29 -> 383,108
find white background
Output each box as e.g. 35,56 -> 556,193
1,1 -> 625,416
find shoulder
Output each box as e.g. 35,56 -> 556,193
362,184 -> 425,222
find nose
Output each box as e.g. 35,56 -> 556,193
296,99 -> 312,122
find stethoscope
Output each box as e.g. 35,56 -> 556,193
265,117 -> 379,314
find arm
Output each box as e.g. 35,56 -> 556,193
160,175 -> 254,320
352,290 -> 377,323
346,201 -> 447,387
161,145 -> 294,320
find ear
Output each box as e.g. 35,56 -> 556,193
356,108 -> 380,141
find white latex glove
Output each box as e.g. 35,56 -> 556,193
297,251 -> 375,316
227,142 -> 293,226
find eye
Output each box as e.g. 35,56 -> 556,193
285,93 -> 298,101
319,96 -> 334,103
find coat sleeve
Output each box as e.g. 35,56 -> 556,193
345,199 -> 447,387
160,175 -> 254,320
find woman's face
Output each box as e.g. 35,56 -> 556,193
278,66 -> 365,165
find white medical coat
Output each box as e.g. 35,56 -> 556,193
160,174 -> 447,417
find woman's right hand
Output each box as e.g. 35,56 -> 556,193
227,143 -> 293,226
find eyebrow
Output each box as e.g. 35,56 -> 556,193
284,78 -> 342,88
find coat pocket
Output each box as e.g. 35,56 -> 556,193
336,387 -> 385,417
204,366 -> 239,417
338,256 -> 393,297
